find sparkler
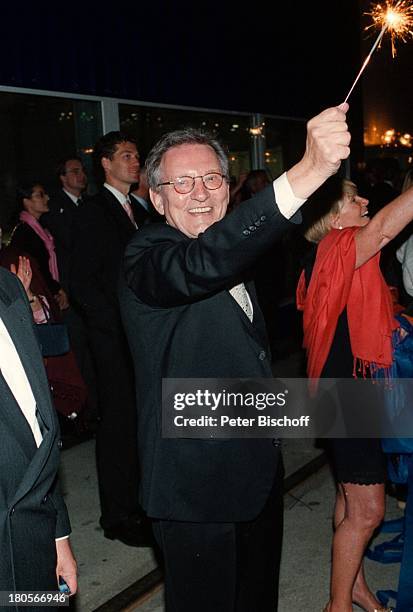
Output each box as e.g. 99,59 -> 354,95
344,0 -> 413,103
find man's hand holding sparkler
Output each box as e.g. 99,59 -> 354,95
286,103 -> 351,200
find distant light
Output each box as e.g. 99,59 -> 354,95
400,133 -> 412,146
382,128 -> 396,144
232,124 -> 239,129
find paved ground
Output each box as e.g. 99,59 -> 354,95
133,465 -> 402,611
60,437 -> 324,610
59,438 -> 402,611
58,349 -> 404,611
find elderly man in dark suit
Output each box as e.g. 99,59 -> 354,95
70,132 -> 151,547
119,104 -> 351,611
0,264 -> 77,604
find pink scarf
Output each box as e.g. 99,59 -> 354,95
19,211 -> 59,281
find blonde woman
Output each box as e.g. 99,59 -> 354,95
297,176 -> 413,612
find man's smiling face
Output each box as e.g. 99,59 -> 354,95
150,143 -> 229,238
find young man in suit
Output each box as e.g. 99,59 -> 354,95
0,265 -> 77,602
70,133 -> 151,547
119,104 -> 351,610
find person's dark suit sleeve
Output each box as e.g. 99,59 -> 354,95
124,185 -> 297,307
49,476 -> 71,538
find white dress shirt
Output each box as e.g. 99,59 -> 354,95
0,317 -> 43,447
273,172 -> 306,219
63,189 -> 82,206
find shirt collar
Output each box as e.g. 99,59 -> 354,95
104,183 -> 129,205
63,189 -> 81,205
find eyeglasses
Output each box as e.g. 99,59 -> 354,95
157,172 -> 227,195
31,190 -> 48,200
65,168 -> 85,175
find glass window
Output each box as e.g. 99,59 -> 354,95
264,117 -> 306,179
0,93 -> 101,234
119,105 -> 252,179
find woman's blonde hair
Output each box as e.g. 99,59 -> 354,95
303,177 -> 357,244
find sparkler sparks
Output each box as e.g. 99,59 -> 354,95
366,0 -> 413,57
344,0 -> 413,102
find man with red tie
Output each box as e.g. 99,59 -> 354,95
70,132 -> 152,547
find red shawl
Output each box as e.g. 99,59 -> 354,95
296,227 -> 398,387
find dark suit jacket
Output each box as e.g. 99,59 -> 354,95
0,268 -> 70,595
70,187 -> 137,316
119,185 -> 298,522
129,194 -> 163,226
42,190 -> 86,292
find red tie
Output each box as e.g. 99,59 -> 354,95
123,196 -> 136,226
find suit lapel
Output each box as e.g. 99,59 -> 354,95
101,188 -> 137,238
0,290 -> 53,437
225,279 -> 268,348
246,280 -> 269,347
0,288 -> 56,503
0,370 -> 37,460
130,197 -> 148,227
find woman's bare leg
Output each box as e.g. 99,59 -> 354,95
326,482 -> 385,611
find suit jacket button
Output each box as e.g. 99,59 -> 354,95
10,507 -> 15,516
42,495 -> 48,504
260,215 -> 266,221
57,440 -> 63,449
272,439 -> 281,447
249,225 -> 256,231
243,229 -> 250,236
258,350 -> 266,360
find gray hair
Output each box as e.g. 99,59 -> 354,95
145,128 -> 229,191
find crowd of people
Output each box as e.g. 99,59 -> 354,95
0,101 -> 413,611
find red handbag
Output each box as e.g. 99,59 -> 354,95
44,350 -> 88,419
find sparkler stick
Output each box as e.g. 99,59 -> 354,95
343,0 -> 413,103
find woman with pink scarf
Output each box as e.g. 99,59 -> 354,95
9,181 -> 68,311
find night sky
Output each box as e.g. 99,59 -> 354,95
361,2 -> 413,144
0,2 -> 360,116
0,2 -> 410,153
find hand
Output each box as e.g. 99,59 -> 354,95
10,256 -> 32,294
286,103 -> 351,199
55,538 -> 77,596
54,288 -> 69,310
